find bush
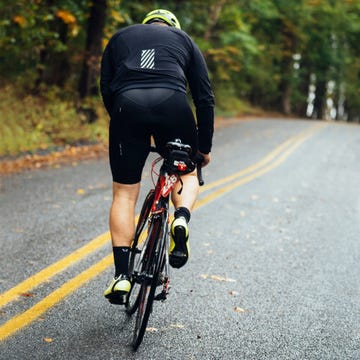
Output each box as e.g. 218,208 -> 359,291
0,85 -> 108,157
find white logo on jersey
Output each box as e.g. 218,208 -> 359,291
140,49 -> 155,69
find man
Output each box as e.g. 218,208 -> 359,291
100,9 -> 214,304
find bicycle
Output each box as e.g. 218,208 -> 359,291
124,139 -> 204,350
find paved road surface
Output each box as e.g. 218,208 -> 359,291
0,118 -> 359,359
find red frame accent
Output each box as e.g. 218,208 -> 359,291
150,157 -> 179,213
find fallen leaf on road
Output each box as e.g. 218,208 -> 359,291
170,324 -> 185,329
146,327 -> 158,333
200,274 -> 236,282
234,307 -> 246,313
0,143 -> 106,175
76,188 -> 85,195
20,292 -> 35,297
43,338 -> 53,343
210,275 -> 236,282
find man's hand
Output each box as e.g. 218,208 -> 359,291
199,152 -> 211,167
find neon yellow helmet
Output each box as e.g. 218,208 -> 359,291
142,9 -> 181,29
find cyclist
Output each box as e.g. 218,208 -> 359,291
100,9 -> 214,304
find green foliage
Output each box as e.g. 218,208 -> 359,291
0,0 -> 359,156
0,1 -> 87,80
0,86 -> 108,156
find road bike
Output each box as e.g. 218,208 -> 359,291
125,139 -> 204,350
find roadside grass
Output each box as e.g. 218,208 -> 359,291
214,87 -> 263,117
0,85 -> 109,157
0,84 -> 260,159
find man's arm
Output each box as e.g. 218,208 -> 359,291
100,44 -> 115,116
186,43 -> 215,156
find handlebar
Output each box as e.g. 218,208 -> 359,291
194,153 -> 204,186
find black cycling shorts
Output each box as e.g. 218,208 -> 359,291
109,88 -> 198,184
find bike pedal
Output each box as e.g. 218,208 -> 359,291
154,291 -> 167,301
107,294 -> 126,305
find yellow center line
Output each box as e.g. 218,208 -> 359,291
0,232 -> 111,309
0,130 -> 302,309
199,137 -> 294,193
197,123 -> 326,206
199,122 -> 325,193
0,123 -> 326,341
0,255 -> 113,341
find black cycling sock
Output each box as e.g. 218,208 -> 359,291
112,246 -> 130,278
174,207 -> 191,223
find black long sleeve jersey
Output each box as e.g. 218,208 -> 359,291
100,24 -> 215,154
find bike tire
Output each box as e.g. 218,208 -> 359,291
131,213 -> 168,351
126,190 -> 155,315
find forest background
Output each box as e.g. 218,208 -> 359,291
0,0 -> 359,157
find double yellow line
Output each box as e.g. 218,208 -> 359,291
197,122 -> 326,203
0,122 -> 326,341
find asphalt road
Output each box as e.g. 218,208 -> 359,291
0,118 -> 359,360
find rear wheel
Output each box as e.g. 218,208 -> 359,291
126,190 -> 154,315
131,214 -> 168,351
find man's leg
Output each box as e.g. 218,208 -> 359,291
171,170 -> 199,211
104,181 -> 140,303
169,170 -> 199,268
110,182 -> 140,246
110,181 -> 140,276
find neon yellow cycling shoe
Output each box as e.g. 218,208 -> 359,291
169,217 -> 189,268
104,274 -> 131,305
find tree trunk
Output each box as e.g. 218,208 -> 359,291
78,0 -> 107,99
313,79 -> 326,119
204,0 -> 227,43
35,0 -> 70,90
280,80 -> 292,115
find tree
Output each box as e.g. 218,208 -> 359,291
78,0 -> 107,98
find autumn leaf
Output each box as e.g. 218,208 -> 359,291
43,337 -> 53,343
13,15 -> 27,27
111,10 -> 125,23
234,307 -> 246,313
170,324 -> 185,329
0,144 -> 107,175
210,275 -> 236,282
146,327 -> 158,333
76,188 -> 85,195
200,274 -> 236,282
20,292 -> 35,297
55,10 -> 76,24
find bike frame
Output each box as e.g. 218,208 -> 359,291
126,140 -> 203,350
